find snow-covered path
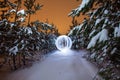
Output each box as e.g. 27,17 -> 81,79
6,50 -> 100,80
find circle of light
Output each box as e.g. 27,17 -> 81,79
55,35 -> 72,51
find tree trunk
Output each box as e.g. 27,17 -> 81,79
22,54 -> 26,65
18,53 -> 21,67
12,54 -> 17,70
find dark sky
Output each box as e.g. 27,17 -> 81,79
32,0 -> 84,34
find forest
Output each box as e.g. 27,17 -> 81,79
0,0 -> 120,80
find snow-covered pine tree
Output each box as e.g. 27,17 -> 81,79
68,18 -> 90,49
68,0 -> 120,79
0,0 -> 58,70
68,17 -> 82,49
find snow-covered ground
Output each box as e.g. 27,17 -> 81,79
5,49 -> 100,80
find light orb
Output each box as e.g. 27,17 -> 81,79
55,35 -> 72,51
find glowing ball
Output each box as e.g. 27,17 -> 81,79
55,35 -> 72,51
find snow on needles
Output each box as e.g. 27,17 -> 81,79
17,9 -> 26,16
9,45 -> 18,55
24,27 -> 33,34
99,29 -> 108,42
10,9 -> 16,13
77,0 -> 90,11
87,31 -> 100,49
87,29 -> 108,49
68,24 -> 83,36
114,23 -> 120,37
68,0 -> 90,16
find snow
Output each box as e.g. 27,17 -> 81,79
27,28 -> 33,34
68,24 -> 83,36
41,22 -> 53,29
102,24 -> 106,29
21,40 -> 24,43
41,39 -> 45,43
68,29 -> 74,36
10,23 -> 15,27
20,40 -> 25,50
17,9 -> 25,16
89,30 -> 96,37
102,45 -> 107,53
76,24 -> 83,35
24,27 -> 33,34
68,0 -> 90,16
95,18 -> 108,27
87,32 -> 101,49
111,48 -> 117,54
6,50 -> 100,80
18,17 -> 25,22
87,29 -> 108,49
99,29 -> 108,42
102,53 -> 106,57
95,18 -> 101,26
104,10 -> 109,14
90,10 -> 97,19
114,23 -> 120,37
90,52 -> 96,58
9,45 -> 18,55
104,18 -> 108,24
10,9 -> 16,13
77,0 -> 90,11
100,58 -> 104,61
68,30 -> 73,36
42,23 -> 52,27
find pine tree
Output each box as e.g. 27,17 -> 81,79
68,0 -> 120,79
24,0 -> 43,26
0,0 -> 58,70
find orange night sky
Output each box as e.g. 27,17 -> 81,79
32,0 -> 84,34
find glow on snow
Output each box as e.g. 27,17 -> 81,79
55,35 -> 73,55
5,36 -> 100,80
